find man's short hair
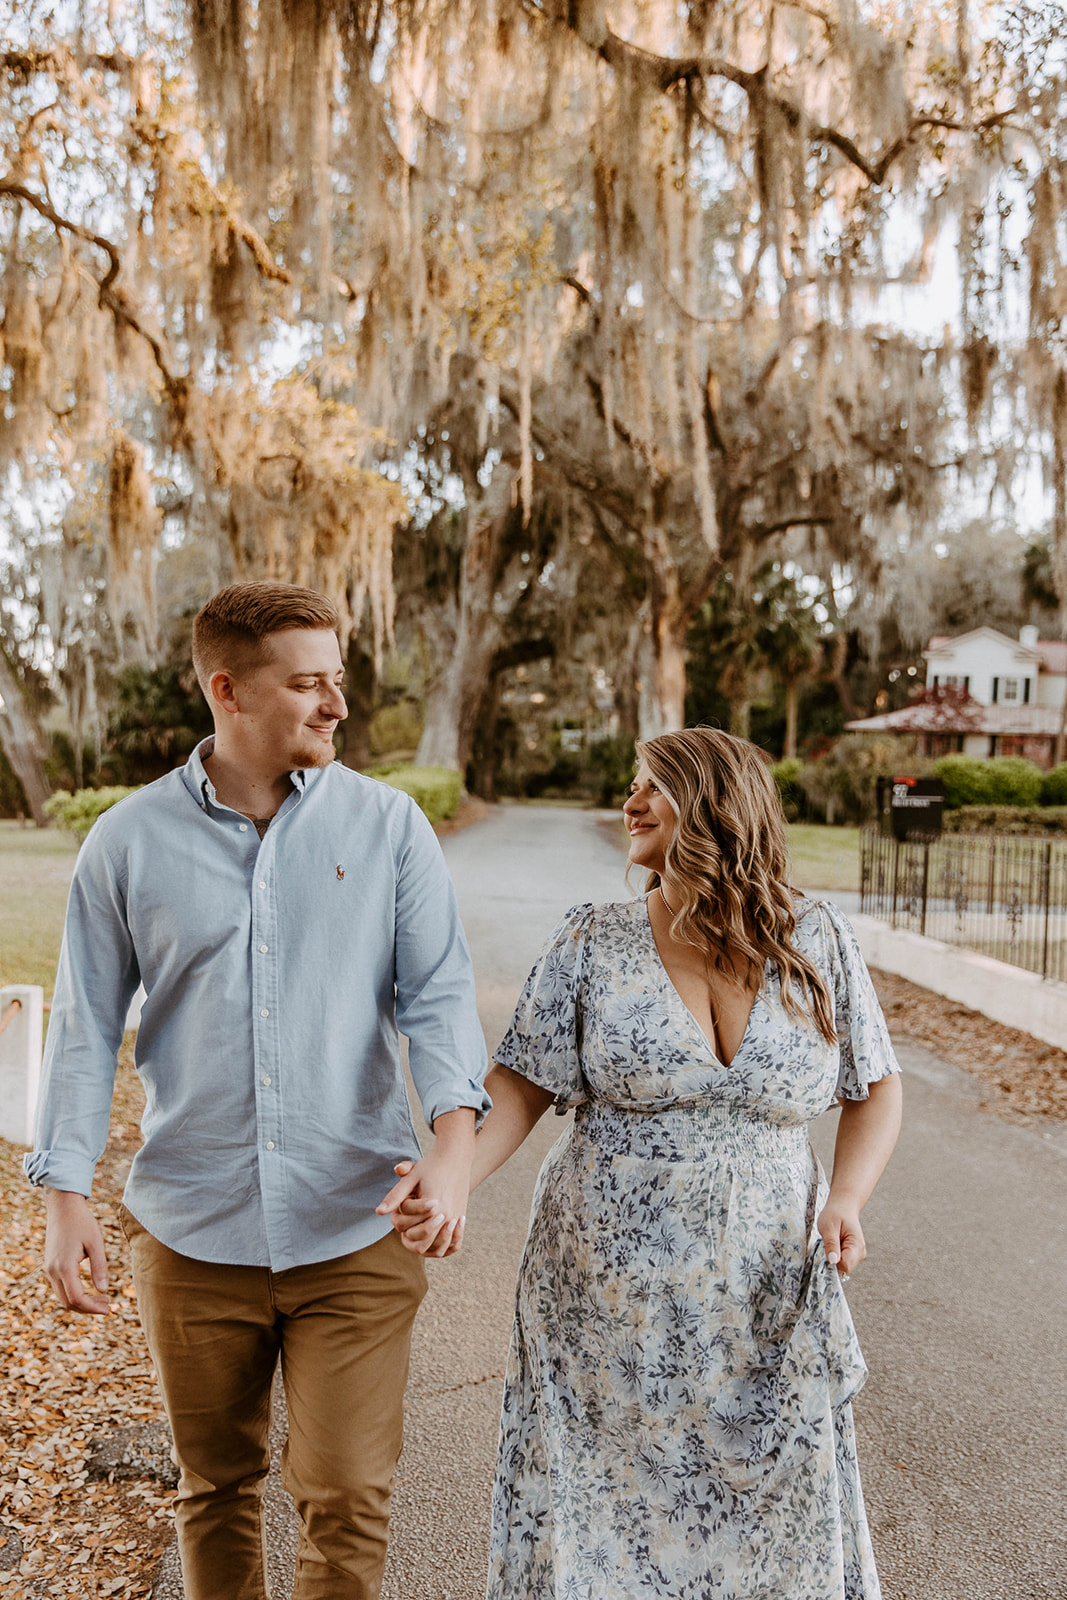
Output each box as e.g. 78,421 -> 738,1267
192,582 -> 340,693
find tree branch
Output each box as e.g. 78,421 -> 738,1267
527,0 -> 1019,189
0,176 -> 180,391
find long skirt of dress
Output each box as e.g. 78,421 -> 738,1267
486,1102 -> 881,1600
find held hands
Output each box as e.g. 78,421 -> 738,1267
817,1195 -> 866,1281
376,1109 -> 476,1259
377,1161 -> 463,1256
44,1190 -> 111,1315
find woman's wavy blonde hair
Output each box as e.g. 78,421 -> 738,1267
636,727 -> 836,1044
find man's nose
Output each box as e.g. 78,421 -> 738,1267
324,685 -> 348,720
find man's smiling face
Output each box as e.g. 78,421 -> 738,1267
230,627 -> 348,771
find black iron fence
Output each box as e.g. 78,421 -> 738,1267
859,826 -> 1067,982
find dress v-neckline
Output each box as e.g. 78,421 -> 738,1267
641,895 -> 764,1069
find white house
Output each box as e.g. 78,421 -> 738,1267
846,625 -> 1067,767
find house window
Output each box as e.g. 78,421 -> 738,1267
1002,678 -> 1020,703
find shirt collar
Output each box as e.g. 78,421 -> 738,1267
180,737 -> 317,812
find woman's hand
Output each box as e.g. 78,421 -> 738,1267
821,1072 -> 902,1280
380,1162 -> 463,1256
817,1197 -> 866,1278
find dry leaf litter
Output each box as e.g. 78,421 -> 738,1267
1,1045 -> 169,1598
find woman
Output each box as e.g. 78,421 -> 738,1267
389,728 -> 902,1599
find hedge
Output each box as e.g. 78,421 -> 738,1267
1040,763 -> 1067,806
366,764 -> 463,825
941,805 -> 1067,836
931,754 -> 1044,809
44,786 -> 141,842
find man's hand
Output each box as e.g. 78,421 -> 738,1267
376,1108 -> 476,1259
44,1190 -> 111,1315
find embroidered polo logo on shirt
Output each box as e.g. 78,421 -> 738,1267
336,864 -> 345,881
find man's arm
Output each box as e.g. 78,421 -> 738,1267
25,821 -> 141,1315
385,803 -> 490,1255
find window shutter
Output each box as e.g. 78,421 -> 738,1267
1024,678 -> 1031,704
964,676 -> 970,692
992,677 -> 999,703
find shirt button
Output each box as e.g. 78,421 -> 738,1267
258,881 -> 267,890
260,1008 -> 270,1018
262,1076 -> 272,1086
238,823 -> 248,832
265,1140 -> 275,1151
259,944 -> 269,954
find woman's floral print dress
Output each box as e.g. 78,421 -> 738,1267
487,895 -> 899,1600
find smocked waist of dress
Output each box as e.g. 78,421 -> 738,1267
571,1099 -> 811,1163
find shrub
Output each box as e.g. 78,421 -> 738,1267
770,758 -> 803,821
369,701 -> 422,760
930,755 -> 993,808
931,754 -> 1044,807
942,805 -> 1067,836
45,786 -> 141,842
587,734 -> 637,809
365,764 -> 463,824
796,734 -> 926,825
983,755 -> 1043,806
1041,763 -> 1067,806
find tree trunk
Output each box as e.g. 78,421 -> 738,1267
0,648 -> 52,826
634,527 -> 689,741
727,696 -> 752,740
415,512 -> 505,773
468,669 -> 504,801
338,640 -> 376,770
783,677 -> 800,759
825,633 -> 857,718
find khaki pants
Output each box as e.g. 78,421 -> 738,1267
120,1209 -> 427,1600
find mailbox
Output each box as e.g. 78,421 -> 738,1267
877,776 -> 943,841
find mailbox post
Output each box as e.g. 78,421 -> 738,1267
877,776 -> 944,842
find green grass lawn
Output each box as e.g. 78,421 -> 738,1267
598,812 -> 860,893
786,824 -> 860,894
0,821 -> 78,997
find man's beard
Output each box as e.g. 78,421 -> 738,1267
291,730 -> 338,769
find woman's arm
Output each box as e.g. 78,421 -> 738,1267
818,1071 -> 903,1276
470,1064 -> 557,1190
382,1065 -> 556,1254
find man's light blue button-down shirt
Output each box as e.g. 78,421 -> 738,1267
25,740 -> 491,1270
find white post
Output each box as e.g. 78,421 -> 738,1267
0,985 -> 44,1146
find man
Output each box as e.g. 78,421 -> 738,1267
27,582 -> 489,1600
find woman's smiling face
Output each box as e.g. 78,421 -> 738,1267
623,762 -> 677,875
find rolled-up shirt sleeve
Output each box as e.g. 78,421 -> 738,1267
24,820 -> 141,1195
393,800 -> 490,1129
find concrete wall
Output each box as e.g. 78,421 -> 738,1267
851,912 -> 1067,1052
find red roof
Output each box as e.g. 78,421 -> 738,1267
847,703 -> 1062,735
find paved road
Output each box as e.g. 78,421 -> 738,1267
153,806 -> 1067,1599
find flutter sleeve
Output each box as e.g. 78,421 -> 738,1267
493,903 -> 594,1108
818,900 -> 901,1101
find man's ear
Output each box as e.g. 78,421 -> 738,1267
209,668 -> 242,717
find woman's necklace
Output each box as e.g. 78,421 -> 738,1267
658,885 -> 677,916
